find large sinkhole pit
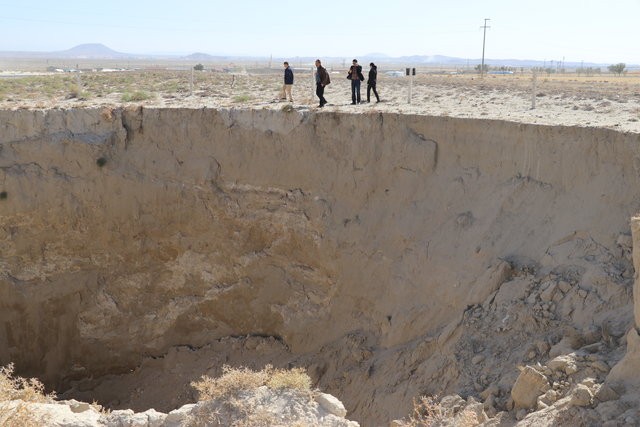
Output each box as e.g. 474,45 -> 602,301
1,107 -> 639,424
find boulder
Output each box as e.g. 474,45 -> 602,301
511,366 -> 551,409
315,392 -> 348,418
540,283 -> 558,302
164,404 -> 197,427
607,328 -> 640,387
594,384 -> 619,403
548,354 -> 578,375
570,384 -> 593,407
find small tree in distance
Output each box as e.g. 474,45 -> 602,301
194,63 -> 204,71
475,64 -> 490,73
608,63 -> 626,76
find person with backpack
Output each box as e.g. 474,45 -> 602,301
366,62 -> 380,103
347,59 -> 365,104
315,59 -> 330,107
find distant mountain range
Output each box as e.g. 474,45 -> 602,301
0,43 -> 634,69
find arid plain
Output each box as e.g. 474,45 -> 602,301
1,62 -> 639,133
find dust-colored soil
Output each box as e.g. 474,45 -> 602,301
1,69 -> 639,133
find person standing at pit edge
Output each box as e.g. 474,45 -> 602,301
347,59 -> 365,104
315,59 -> 330,107
367,62 -> 380,103
280,61 -> 294,102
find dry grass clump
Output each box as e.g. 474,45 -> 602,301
266,367 -> 311,390
0,364 -> 54,427
191,364 -> 311,401
397,395 -> 478,427
0,364 -> 54,403
187,402 -> 277,427
189,365 -> 311,427
232,94 -> 252,103
121,90 -> 153,102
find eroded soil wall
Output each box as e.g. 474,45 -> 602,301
1,107 -> 639,422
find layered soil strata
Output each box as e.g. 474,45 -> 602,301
1,107 -> 639,424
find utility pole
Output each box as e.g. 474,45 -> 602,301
190,67 -> 194,96
480,18 -> 491,78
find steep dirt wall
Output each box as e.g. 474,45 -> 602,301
1,107 -> 640,422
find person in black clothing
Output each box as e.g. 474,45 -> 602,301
315,59 -> 330,107
280,61 -> 294,102
347,59 -> 364,104
367,62 -> 380,103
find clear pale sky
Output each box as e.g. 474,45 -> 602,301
0,0 -> 637,64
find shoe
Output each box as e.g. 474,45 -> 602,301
351,102 -> 356,105
319,104 -> 324,108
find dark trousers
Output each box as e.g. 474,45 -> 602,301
351,79 -> 361,103
316,84 -> 327,106
367,82 -> 379,102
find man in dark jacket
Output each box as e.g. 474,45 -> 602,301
367,62 -> 380,103
280,61 -> 294,102
315,59 -> 330,107
347,59 -> 365,104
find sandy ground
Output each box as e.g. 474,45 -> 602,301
1,69 -> 639,133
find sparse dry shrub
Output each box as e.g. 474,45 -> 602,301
191,364 -> 311,401
188,399 -> 277,427
225,400 -> 277,427
397,395 -> 479,427
192,365 -> 271,401
0,364 -> 54,403
239,409 -> 278,427
185,401 -> 222,427
266,367 -> 311,391
121,91 -> 153,102
67,84 -> 81,99
0,364 -> 53,427
189,365 -> 313,426
233,94 -> 252,103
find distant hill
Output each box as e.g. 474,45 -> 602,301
53,43 -> 132,59
183,52 -> 220,61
